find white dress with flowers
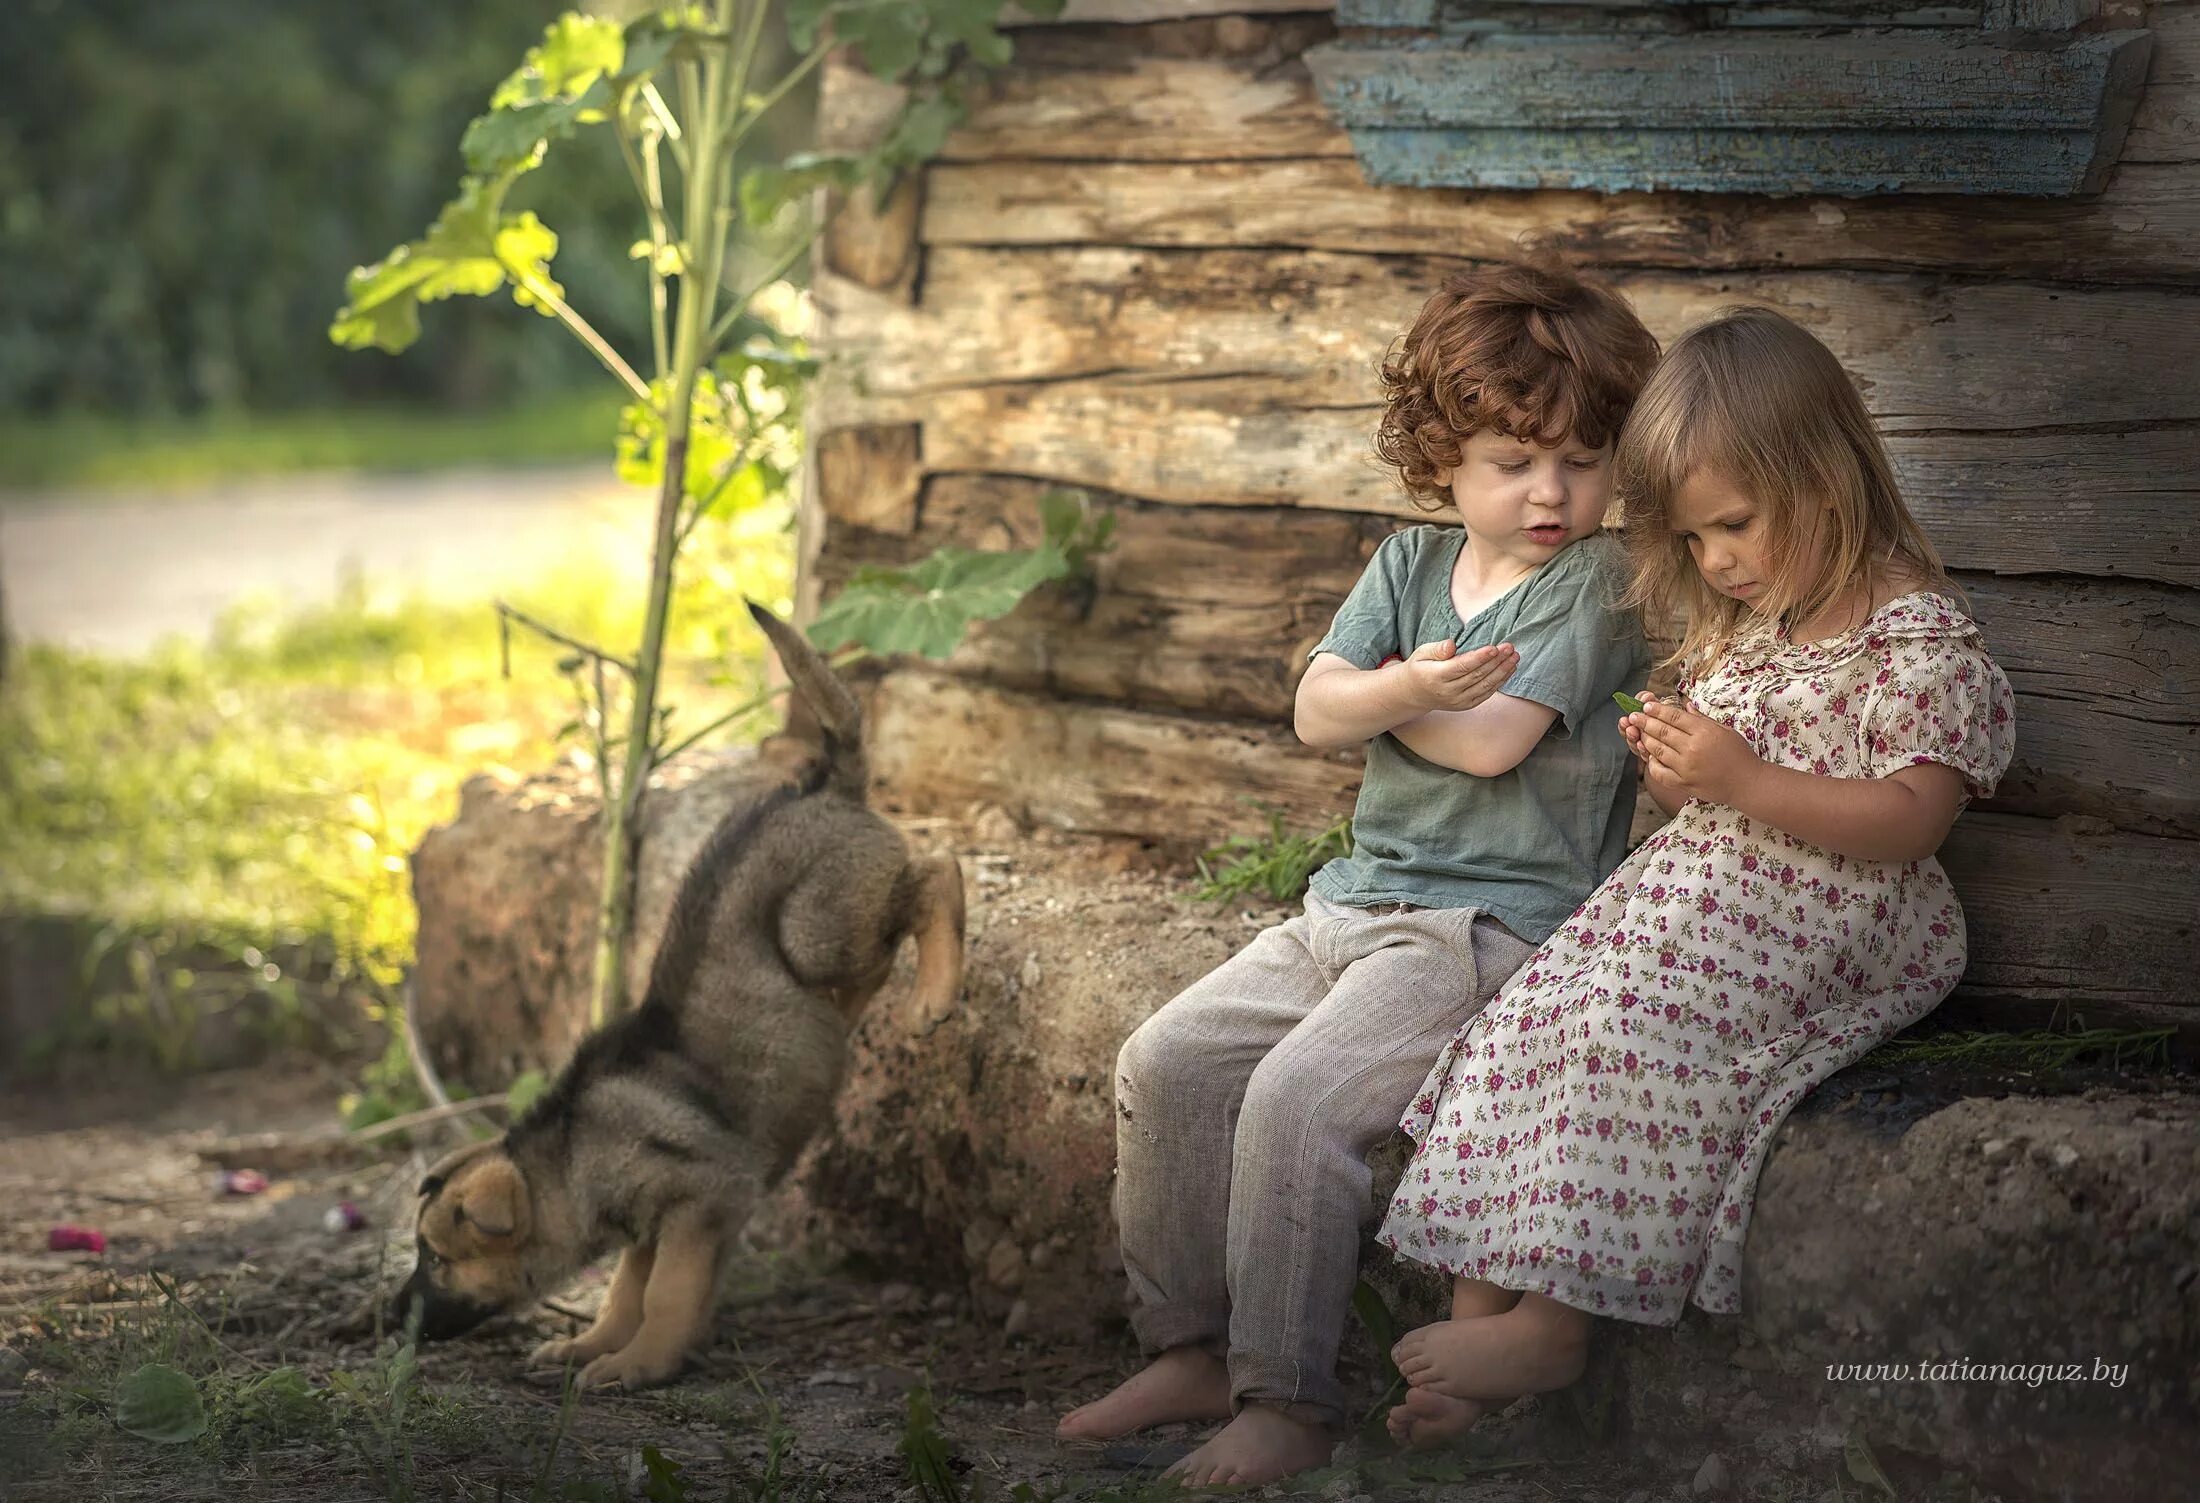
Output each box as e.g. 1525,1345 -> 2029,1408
1377,592 -> 2016,1323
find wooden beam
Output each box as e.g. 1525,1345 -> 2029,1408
2126,3 -> 2200,164
938,11 -> 2199,167
816,426 -> 923,534
1963,576 -> 2200,839
1004,0 -> 1332,22
862,669 -> 2200,1006
944,56 -> 1351,161
828,485 -> 2200,836
819,247 -> 2200,433
1940,813 -> 2198,1005
867,666 -> 1366,839
919,157 -> 2200,284
819,378 -> 2198,589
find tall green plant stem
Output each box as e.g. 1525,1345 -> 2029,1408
589,0 -> 744,1027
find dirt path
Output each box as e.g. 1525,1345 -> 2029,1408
0,1065 -> 1674,1502
0,465 -> 649,656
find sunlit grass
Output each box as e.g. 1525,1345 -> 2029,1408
0,499 -> 796,1071
0,389 -> 626,492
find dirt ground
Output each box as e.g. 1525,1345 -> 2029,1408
0,1056 -> 1734,1503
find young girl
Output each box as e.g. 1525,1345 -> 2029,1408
1371,306 -> 2016,1448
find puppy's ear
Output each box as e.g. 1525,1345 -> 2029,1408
418,1138 -> 498,1200
452,1156 -> 531,1245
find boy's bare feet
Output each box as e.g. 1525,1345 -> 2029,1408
1390,1295 -> 1591,1402
1164,1403 -> 1333,1488
1385,1385 -> 1488,1449
1056,1347 -> 1232,1441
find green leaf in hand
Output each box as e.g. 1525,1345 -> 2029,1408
1613,690 -> 1645,715
115,1363 -> 207,1444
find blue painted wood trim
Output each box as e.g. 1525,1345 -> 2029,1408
1305,33 -> 2149,133
1341,125 -> 2113,196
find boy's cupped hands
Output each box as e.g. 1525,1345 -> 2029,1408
1399,638 -> 1520,714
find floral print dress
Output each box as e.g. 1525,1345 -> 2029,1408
1377,592 -> 2016,1323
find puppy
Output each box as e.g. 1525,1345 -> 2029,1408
391,602 -> 964,1389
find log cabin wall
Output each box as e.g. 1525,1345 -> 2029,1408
807,0 -> 2199,1025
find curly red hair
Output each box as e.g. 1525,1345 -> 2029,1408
1374,261 -> 1659,512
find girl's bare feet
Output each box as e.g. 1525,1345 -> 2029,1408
1056,1347 -> 1232,1441
1390,1293 -> 1591,1403
1165,1403 -> 1333,1488
1385,1385 -> 1489,1449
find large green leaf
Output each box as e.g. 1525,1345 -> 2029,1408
462,75 -> 614,176
114,1363 -> 207,1444
329,181 -> 563,354
489,12 -> 624,110
810,548 -> 1066,660
808,490 -> 1106,660
459,10 -> 684,179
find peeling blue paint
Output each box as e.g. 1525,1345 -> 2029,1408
1306,19 -> 2153,197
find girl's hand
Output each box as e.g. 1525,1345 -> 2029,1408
1399,638 -> 1519,714
1618,692 -> 1660,764
1634,700 -> 1762,805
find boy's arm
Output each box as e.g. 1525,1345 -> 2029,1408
1389,695 -> 1561,778
1293,642 -> 1518,749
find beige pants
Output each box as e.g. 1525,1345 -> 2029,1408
1112,888 -> 1537,1428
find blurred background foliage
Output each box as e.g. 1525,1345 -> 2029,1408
0,0 -> 809,425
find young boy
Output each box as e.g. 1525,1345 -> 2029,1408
1055,262 -> 1659,1486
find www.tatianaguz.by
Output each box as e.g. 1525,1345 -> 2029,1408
1826,1359 -> 2129,1388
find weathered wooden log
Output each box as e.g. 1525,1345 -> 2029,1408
826,483 -> 2199,836
816,425 -> 922,534
921,157 -> 2200,284
814,368 -> 2198,588
2127,2 -> 2200,162
931,4 -> 2200,165
818,248 -> 2200,434
861,667 -> 2200,1008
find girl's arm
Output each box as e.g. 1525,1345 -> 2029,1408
1390,696 -> 1560,778
1634,702 -> 1967,863
1294,640 -> 1519,750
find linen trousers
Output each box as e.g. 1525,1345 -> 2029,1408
1111,888 -> 1536,1428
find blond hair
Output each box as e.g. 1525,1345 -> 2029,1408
1615,306 -> 1953,678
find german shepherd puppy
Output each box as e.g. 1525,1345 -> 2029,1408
391,602 -> 964,1389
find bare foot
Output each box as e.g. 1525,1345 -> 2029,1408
1390,1298 -> 1590,1403
1165,1404 -> 1333,1488
1385,1384 -> 1488,1449
1057,1347 -> 1232,1441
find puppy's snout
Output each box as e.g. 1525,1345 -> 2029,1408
391,1262 -> 495,1343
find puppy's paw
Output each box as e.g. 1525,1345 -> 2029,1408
528,1337 -> 586,1371
577,1346 -> 684,1391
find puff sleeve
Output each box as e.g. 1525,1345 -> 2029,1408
1860,632 -> 2016,801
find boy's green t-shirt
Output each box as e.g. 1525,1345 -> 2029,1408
1307,527 -> 1649,944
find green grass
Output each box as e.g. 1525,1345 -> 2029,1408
1192,808 -> 1354,905
1871,1026 -> 2178,1072
0,390 -> 626,492
0,502 -> 796,1078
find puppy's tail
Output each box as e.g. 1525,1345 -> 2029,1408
747,600 -> 866,803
